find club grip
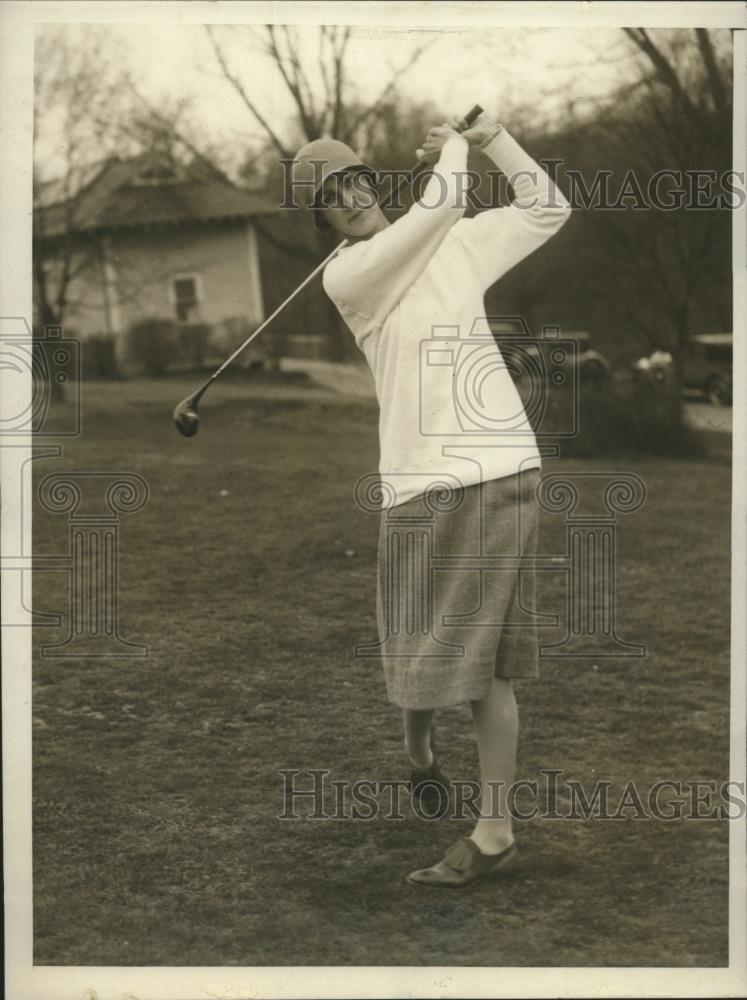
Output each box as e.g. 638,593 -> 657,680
461,104 -> 484,129
409,103 -> 485,183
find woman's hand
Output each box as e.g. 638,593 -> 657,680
446,112 -> 502,148
415,113 -> 503,164
415,124 -> 463,165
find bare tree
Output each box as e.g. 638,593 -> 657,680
91,25 -> 438,362
33,27 -> 133,333
568,29 -> 732,364
197,24 -> 438,360
623,28 -> 731,134
35,24 -> 496,366
205,25 -> 436,155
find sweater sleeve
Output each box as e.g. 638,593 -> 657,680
322,134 -> 470,329
452,128 -> 571,291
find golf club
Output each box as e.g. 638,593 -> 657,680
173,104 -> 484,437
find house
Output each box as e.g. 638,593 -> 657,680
33,152 -> 280,367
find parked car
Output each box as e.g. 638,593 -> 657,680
487,319 -> 611,384
682,333 -> 733,406
564,330 -> 612,382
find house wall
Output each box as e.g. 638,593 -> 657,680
49,220 -> 265,361
37,240 -> 113,338
254,216 -> 361,364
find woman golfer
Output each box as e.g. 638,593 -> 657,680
292,112 -> 570,887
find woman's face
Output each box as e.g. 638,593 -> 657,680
318,171 -> 388,241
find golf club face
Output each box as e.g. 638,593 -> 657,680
174,396 -> 200,437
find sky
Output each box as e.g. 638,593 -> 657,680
33,21 -> 646,181
112,22 -> 631,114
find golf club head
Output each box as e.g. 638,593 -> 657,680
173,395 -> 200,437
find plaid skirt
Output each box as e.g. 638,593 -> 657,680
375,469 -> 541,709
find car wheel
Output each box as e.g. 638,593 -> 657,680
580,359 -> 610,383
706,375 -> 731,407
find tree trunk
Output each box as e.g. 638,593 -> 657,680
33,254 -> 66,402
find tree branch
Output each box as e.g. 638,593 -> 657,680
110,86 -> 238,186
265,26 -> 317,139
622,28 -> 703,130
695,28 -> 727,113
206,26 -> 293,157
327,27 -> 351,139
342,36 -> 435,144
318,27 -> 334,133
279,25 -> 320,133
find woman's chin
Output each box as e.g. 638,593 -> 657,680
346,213 -> 381,239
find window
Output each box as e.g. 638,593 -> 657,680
170,274 -> 201,323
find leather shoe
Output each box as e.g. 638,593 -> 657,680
407,837 -> 518,888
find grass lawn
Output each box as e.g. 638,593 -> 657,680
31,375 -> 732,967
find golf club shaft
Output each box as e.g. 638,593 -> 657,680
191,240 -> 348,404
192,104 -> 483,400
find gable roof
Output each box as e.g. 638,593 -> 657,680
34,153 -> 277,238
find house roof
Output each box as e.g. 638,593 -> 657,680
34,153 -> 278,238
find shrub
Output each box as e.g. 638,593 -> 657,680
178,322 -> 212,370
81,334 -> 121,379
216,316 -> 267,373
534,375 -> 703,458
126,318 -> 178,377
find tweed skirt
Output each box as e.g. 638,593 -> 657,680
375,469 -> 541,709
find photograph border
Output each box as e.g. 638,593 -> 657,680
2,2 -> 745,998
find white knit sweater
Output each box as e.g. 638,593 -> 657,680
322,129 -> 571,508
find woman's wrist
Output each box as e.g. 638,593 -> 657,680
478,124 -> 504,149
437,133 -> 469,164
446,132 -> 470,151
